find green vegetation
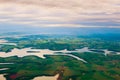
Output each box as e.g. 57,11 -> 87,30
3,35 -> 120,52
0,52 -> 120,80
0,45 -> 16,53
0,35 -> 120,80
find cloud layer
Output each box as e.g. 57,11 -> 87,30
0,0 -> 120,27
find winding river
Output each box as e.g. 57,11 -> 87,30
0,47 -> 89,63
0,47 -> 120,63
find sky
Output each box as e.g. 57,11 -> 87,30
0,0 -> 120,28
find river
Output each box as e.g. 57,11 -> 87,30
0,47 -> 120,63
0,47 -> 89,63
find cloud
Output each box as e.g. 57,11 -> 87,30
0,0 -> 120,27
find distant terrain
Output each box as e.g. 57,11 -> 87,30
0,28 -> 120,80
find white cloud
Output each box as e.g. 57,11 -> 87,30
0,0 -> 120,27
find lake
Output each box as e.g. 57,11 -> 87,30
0,74 -> 6,80
33,74 -> 59,80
